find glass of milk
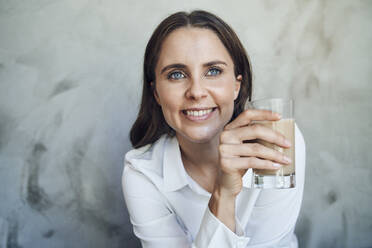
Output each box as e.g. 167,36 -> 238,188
245,98 -> 296,189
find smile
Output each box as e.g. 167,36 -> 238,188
181,107 -> 217,121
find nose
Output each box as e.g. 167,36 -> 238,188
185,77 -> 207,100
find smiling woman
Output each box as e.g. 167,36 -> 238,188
130,10 -> 252,149
122,10 -> 305,248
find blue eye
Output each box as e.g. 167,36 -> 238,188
206,68 -> 221,76
168,71 -> 185,80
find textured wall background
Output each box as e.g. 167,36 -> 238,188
0,0 -> 371,247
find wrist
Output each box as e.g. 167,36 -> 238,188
208,187 -> 236,232
212,184 -> 238,200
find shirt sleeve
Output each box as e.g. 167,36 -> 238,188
123,163 -> 251,248
194,206 -> 250,248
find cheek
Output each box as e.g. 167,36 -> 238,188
156,84 -> 178,108
159,94 -> 179,112
212,80 -> 237,119
214,78 -> 237,105
156,86 -> 181,123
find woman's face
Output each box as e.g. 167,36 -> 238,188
154,27 -> 241,144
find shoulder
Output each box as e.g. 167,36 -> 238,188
122,134 -> 170,193
122,136 -> 174,223
124,134 -> 168,171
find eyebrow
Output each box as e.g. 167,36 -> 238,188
160,64 -> 186,75
160,60 -> 227,75
203,60 -> 227,67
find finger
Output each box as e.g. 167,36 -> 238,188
223,124 -> 291,147
225,109 -> 280,130
221,156 -> 283,171
219,143 -> 292,165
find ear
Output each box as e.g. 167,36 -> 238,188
151,82 -> 161,105
234,75 -> 242,100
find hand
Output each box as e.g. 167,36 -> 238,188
215,109 -> 292,197
208,109 -> 292,232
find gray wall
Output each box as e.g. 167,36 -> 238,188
0,0 -> 371,247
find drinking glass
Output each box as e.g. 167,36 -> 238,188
245,98 -> 295,189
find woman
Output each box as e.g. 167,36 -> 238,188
122,10 -> 306,248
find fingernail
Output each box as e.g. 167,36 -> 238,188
284,139 -> 291,147
273,163 -> 282,168
283,156 -> 292,164
275,113 -> 282,119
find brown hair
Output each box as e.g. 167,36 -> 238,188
130,10 -> 252,148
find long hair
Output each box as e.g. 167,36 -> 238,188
130,10 -> 252,148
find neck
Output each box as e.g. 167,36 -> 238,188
176,133 -> 220,192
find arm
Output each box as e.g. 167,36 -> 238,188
123,164 -> 250,248
209,109 -> 292,231
208,187 -> 236,232
200,109 -> 302,248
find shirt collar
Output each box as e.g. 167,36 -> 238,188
163,135 -> 189,192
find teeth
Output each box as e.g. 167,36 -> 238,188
186,108 -> 213,117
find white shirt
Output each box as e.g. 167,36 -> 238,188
122,124 -> 306,248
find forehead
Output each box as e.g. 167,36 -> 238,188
156,27 -> 233,69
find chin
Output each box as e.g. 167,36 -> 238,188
177,127 -> 221,144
